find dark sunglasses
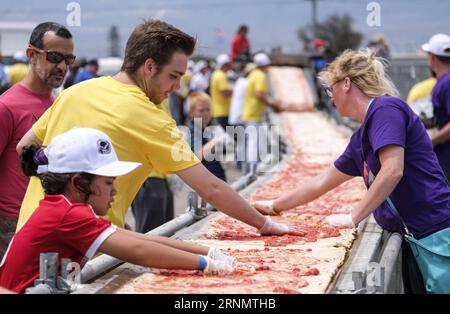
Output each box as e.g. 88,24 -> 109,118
28,45 -> 76,66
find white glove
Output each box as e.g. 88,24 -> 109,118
252,200 -> 278,216
207,247 -> 235,265
258,216 -> 290,235
203,256 -> 234,275
325,214 -> 355,228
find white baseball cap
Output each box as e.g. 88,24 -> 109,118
422,33 -> 450,57
37,128 -> 141,176
216,54 -> 231,68
254,53 -> 270,67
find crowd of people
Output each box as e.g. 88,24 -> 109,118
0,20 -> 289,294
0,19 -> 449,294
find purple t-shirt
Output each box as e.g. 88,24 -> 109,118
432,70 -> 450,172
335,96 -> 450,239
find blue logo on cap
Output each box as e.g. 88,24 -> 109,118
97,139 -> 111,154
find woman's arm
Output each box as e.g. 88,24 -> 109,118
254,165 -> 353,215
350,145 -> 404,225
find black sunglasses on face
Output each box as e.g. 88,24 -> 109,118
29,45 -> 76,66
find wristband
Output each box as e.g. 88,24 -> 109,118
198,255 -> 207,270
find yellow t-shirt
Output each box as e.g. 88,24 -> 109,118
18,76 -> 200,229
406,77 -> 437,103
178,72 -> 192,99
242,68 -> 268,122
7,63 -> 28,85
210,69 -> 231,118
149,99 -> 171,179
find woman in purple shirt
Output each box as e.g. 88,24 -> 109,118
253,49 -> 450,294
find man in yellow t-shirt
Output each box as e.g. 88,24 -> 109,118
210,54 -> 233,130
242,53 -> 279,164
17,20 -> 290,236
132,99 -> 176,233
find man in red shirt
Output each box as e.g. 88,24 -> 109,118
0,22 -> 74,260
231,25 -> 250,63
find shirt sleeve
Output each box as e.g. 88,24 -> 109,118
334,139 -> 360,177
145,121 -> 200,174
0,101 -> 13,156
366,105 -> 407,155
31,103 -> 53,142
441,83 -> 450,115
58,205 -> 115,258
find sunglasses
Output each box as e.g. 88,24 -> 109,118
323,78 -> 347,98
324,86 -> 333,98
28,45 -> 76,66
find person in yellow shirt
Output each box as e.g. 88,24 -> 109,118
210,54 -> 233,130
17,20 -> 291,237
242,53 -> 279,166
7,51 -> 29,85
406,70 -> 437,129
407,75 -> 437,104
131,99 -> 176,233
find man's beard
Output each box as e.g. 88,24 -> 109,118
145,75 -> 164,104
40,68 -> 66,88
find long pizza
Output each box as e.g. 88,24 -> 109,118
96,111 -> 365,294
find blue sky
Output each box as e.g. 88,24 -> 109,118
0,0 -> 448,59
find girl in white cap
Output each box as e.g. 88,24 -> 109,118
0,127 -> 234,293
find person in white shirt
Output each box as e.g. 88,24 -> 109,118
229,62 -> 256,125
189,60 -> 210,93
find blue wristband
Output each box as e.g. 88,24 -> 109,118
198,255 -> 207,270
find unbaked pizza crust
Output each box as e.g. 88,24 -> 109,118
112,228 -> 356,294
107,111 -> 365,294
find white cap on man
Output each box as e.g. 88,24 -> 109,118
422,33 -> 450,57
216,54 -> 231,68
254,53 -> 270,67
37,128 -> 141,176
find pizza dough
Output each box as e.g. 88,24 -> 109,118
102,111 -> 366,294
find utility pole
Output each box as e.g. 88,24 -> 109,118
305,0 -> 319,34
108,25 -> 120,57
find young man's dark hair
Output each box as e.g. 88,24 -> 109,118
121,19 -> 196,75
436,54 -> 450,64
29,22 -> 72,49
